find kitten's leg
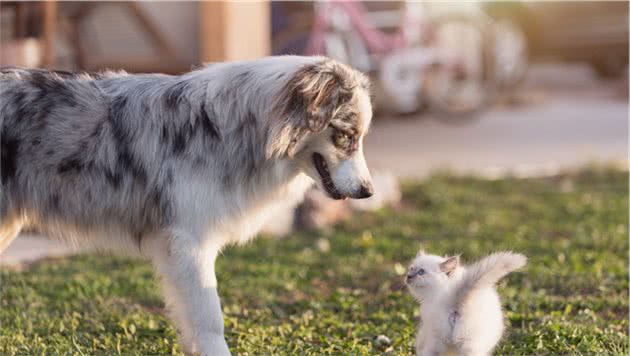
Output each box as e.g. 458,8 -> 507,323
458,343 -> 492,356
415,334 -> 420,355
453,316 -> 498,356
416,328 -> 448,356
415,328 -> 425,355
148,231 -> 230,356
420,344 -> 449,356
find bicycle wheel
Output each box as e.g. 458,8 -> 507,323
422,15 -> 496,123
493,18 -> 528,89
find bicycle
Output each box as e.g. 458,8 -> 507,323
273,1 -> 496,121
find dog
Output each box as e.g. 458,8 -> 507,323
0,56 -> 374,354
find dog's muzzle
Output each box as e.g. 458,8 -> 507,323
354,182 -> 374,199
312,153 -> 373,200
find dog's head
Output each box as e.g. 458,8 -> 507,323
270,58 -> 373,200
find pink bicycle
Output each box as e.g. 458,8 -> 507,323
273,2 -> 495,121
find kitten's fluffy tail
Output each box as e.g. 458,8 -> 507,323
455,252 -> 527,307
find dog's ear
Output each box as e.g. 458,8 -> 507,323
267,60 -> 359,159
439,255 -> 460,275
282,61 -> 354,132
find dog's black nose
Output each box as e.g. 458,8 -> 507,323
355,183 -> 374,199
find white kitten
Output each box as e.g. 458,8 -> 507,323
406,250 -> 527,356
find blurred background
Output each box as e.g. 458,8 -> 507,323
0,1 -> 628,260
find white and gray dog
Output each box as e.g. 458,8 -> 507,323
0,56 -> 373,354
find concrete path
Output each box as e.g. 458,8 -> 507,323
1,63 -> 627,266
0,234 -> 80,266
365,94 -> 627,178
365,63 -> 627,178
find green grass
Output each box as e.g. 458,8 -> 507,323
1,168 -> 628,355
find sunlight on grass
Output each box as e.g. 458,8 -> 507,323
1,168 -> 627,354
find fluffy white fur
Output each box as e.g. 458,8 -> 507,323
406,251 -> 527,356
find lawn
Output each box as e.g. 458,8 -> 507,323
1,168 -> 628,355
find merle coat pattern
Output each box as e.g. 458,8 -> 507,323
0,56 -> 374,355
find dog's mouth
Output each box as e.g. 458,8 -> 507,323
312,153 -> 345,200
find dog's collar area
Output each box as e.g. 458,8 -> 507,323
312,152 -> 345,200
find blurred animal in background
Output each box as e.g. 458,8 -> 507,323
406,250 -> 526,356
0,56 -> 374,355
261,169 -> 400,236
293,170 -> 400,232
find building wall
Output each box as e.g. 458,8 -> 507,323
78,2 -> 199,69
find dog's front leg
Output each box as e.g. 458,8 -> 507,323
149,233 -> 230,356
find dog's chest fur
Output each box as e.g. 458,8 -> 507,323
217,174 -> 312,245
168,163 -> 312,247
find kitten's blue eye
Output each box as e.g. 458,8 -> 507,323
417,268 -> 425,276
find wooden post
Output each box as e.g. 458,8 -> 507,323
200,1 -> 270,62
42,0 -> 57,67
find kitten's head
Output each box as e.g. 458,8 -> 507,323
405,250 -> 460,300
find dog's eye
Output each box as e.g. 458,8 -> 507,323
417,268 -> 425,276
333,131 -> 352,148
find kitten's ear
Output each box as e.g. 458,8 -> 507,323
416,249 -> 426,257
439,256 -> 460,275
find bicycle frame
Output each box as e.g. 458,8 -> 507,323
305,1 -> 419,58
301,1 -> 492,118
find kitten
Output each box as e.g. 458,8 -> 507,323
406,250 -> 527,356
